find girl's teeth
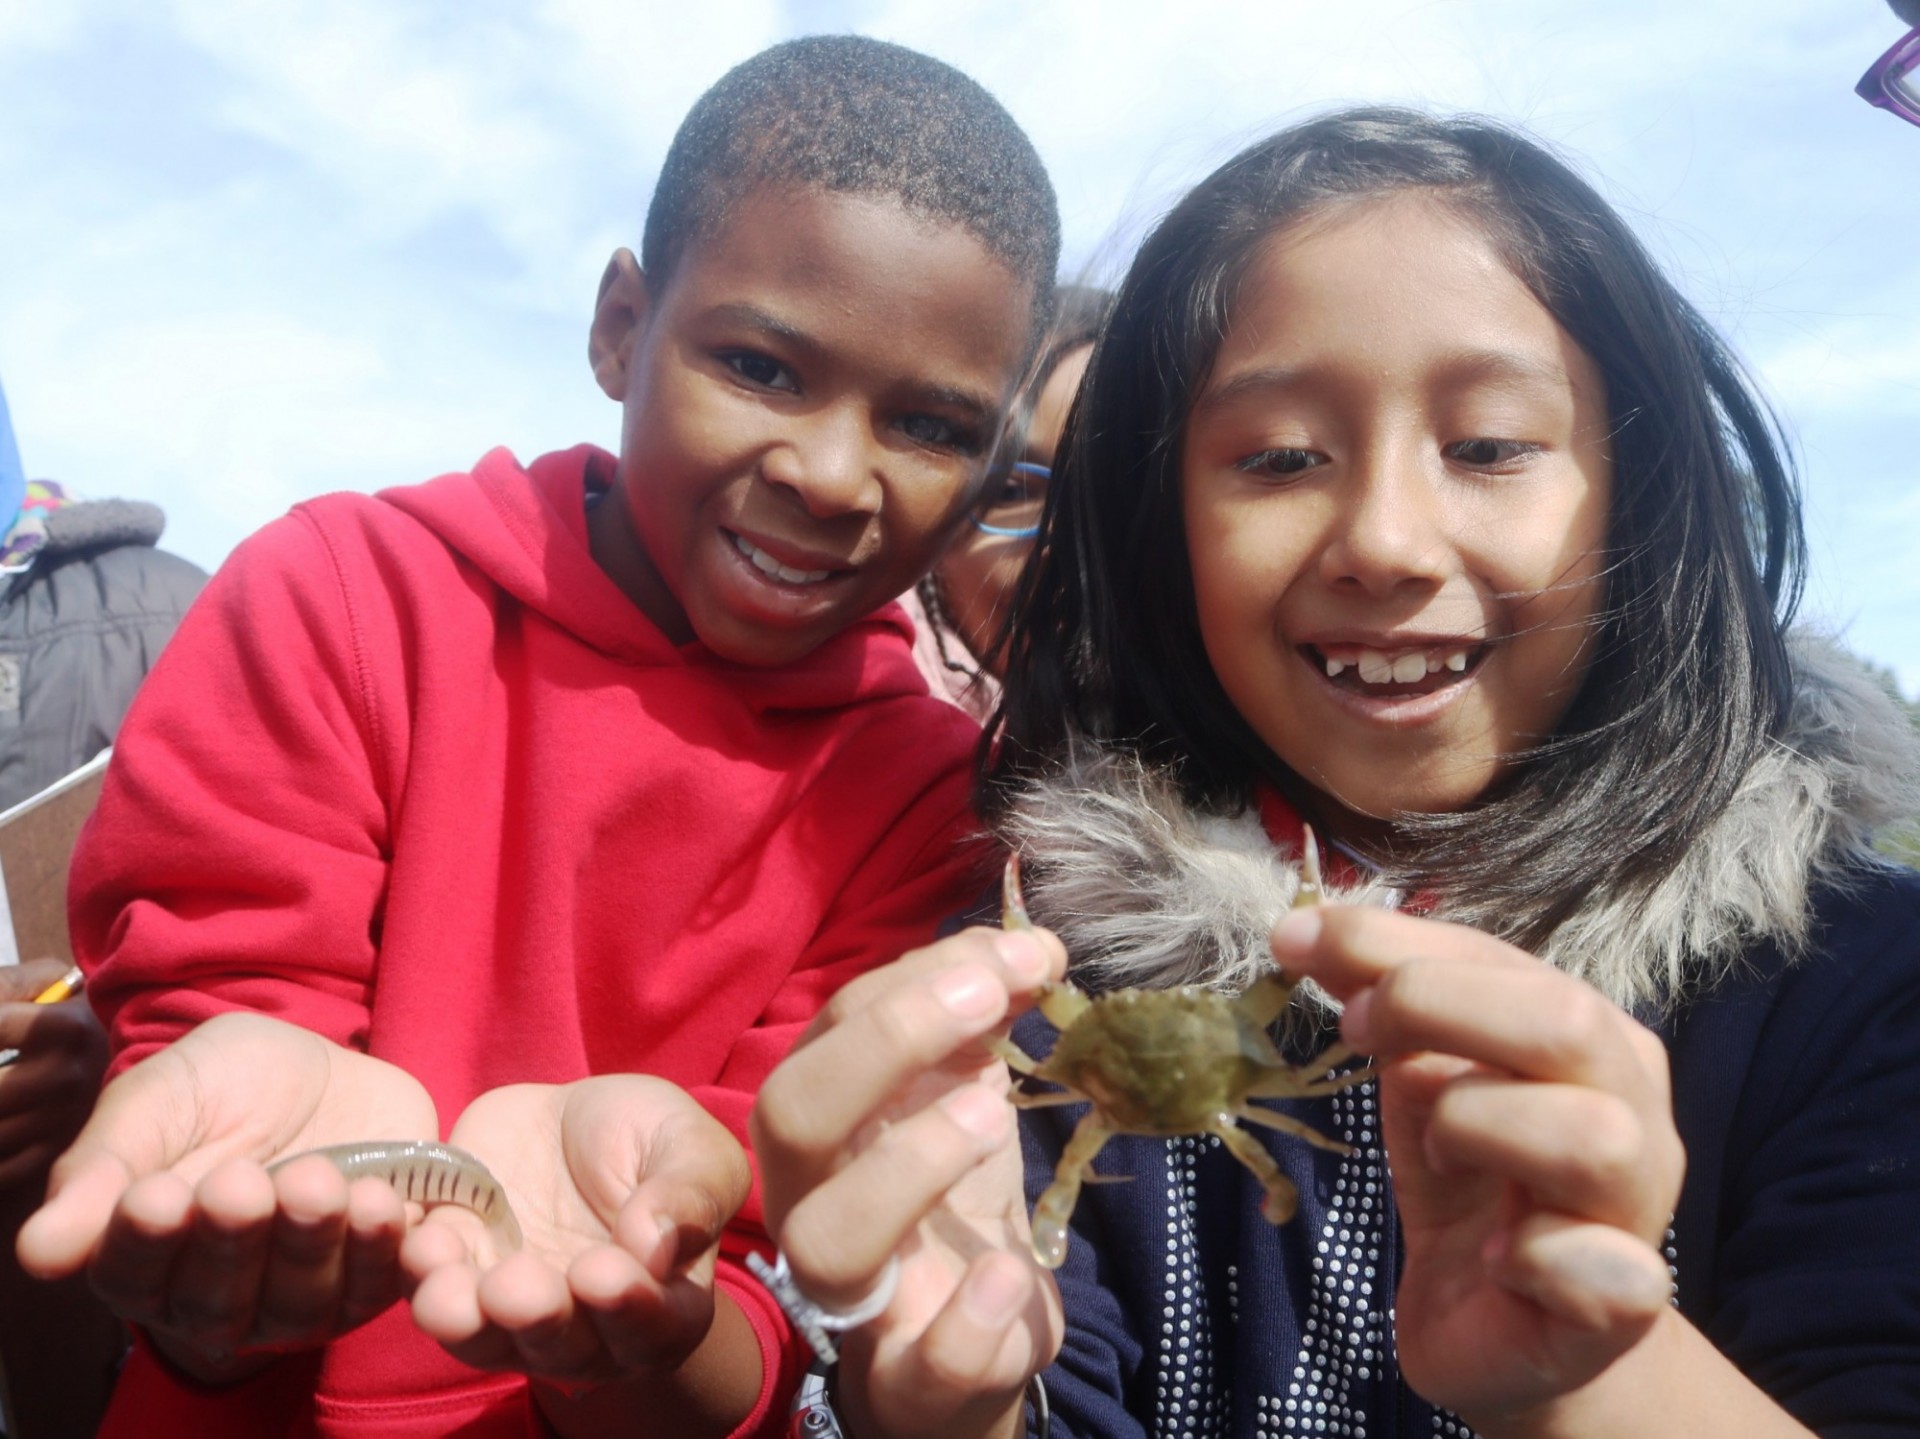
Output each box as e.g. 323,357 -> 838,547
1390,653 -> 1427,683
1325,646 -> 1476,685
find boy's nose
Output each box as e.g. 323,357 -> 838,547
760,412 -> 884,519
1318,445 -> 1452,596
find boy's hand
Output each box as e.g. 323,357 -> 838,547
0,958 -> 109,1191
753,924 -> 1068,1439
15,1011 -> 439,1381
402,1076 -> 751,1388
1271,905 -> 1684,1428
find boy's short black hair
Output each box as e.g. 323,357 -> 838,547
642,35 -> 1060,343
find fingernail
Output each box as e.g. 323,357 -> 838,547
1340,988 -> 1375,1048
939,1084 -> 1008,1141
1271,907 -> 1323,957
959,1257 -> 1028,1326
650,1213 -> 683,1274
932,965 -> 1001,1020
1570,1248 -> 1670,1310
991,931 -> 1049,985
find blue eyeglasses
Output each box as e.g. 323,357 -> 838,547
1858,23 -> 1920,128
967,460 -> 1049,539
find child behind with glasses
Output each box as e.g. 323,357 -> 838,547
751,108 -> 1920,1438
904,285 -> 1111,720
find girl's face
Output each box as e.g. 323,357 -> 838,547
1181,192 -> 1612,835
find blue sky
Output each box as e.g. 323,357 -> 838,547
3,0 -> 1916,690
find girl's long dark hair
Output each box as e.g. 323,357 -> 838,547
983,108 -> 1805,954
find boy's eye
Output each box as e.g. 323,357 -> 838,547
721,351 -> 799,393
1446,438 -> 1539,469
900,413 -> 981,454
1236,447 -> 1324,478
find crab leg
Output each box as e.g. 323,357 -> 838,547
1212,1117 -> 1302,1224
1234,1102 -> 1354,1157
1031,1110 -> 1114,1269
1244,1058 -> 1374,1100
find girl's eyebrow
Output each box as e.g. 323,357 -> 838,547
1196,349 -> 1574,413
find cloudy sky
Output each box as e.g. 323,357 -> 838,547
3,0 -> 1917,689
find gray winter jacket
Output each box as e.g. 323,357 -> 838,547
0,499 -> 206,810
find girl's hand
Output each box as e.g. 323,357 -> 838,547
0,957 -> 109,1192
400,1075 -> 751,1391
1272,905 -> 1684,1429
15,1011 -> 439,1381
752,924 -> 1068,1439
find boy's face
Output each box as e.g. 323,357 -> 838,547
589,186 -> 1035,667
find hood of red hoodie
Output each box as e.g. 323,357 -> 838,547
379,444 -> 933,715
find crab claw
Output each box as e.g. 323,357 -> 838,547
1293,824 -> 1323,910
1002,853 -> 1035,932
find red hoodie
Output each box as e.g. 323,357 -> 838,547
70,445 -> 988,1438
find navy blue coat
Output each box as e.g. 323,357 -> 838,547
1020,864 -> 1920,1437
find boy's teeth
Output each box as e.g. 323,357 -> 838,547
733,534 -> 830,585
1328,646 -> 1476,685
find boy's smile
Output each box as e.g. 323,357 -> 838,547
587,186 -> 1034,667
1180,192 -> 1613,834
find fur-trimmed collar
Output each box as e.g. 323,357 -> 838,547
993,633 -> 1920,1013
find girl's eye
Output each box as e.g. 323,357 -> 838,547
1235,447 -> 1325,478
900,413 -> 981,454
1447,438 -> 1539,469
721,351 -> 798,393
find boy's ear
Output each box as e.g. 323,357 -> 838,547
589,249 -> 649,402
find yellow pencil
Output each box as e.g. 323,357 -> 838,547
30,964 -> 84,1005
0,965 -> 85,1067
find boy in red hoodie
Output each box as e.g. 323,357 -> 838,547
14,36 -> 1059,1439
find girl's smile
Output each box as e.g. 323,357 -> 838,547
1181,190 -> 1614,831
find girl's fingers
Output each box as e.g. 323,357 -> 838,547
811,925 -> 1062,1039
862,1250 -> 1053,1433
753,940 -> 1036,1200
1423,1076 -> 1682,1233
777,1080 -> 1011,1311
1281,908 -> 1664,1096
1489,1210 -> 1671,1343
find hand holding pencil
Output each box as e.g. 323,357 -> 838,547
0,957 -> 108,1192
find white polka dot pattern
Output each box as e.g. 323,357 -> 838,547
1257,1078 -> 1395,1439
1156,1132 -> 1228,1435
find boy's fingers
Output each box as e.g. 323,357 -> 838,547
87,1170 -> 197,1325
569,1245 -> 711,1372
15,1149 -> 139,1278
252,1157 -> 353,1342
340,1198 -> 411,1330
162,1160 -> 278,1345
777,1080 -> 1010,1312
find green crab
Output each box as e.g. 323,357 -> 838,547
993,828 -> 1370,1269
